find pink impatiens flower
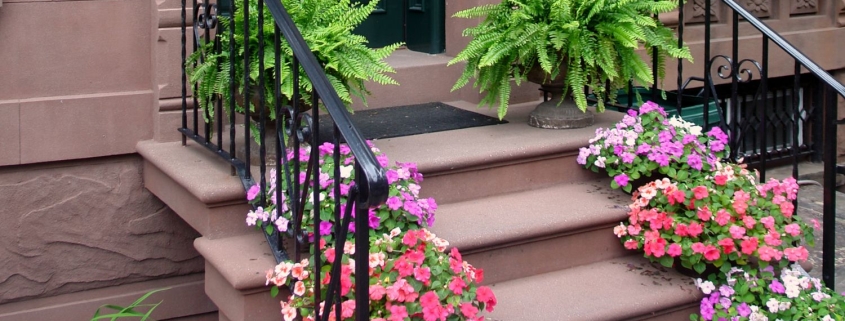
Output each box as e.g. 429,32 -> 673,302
448,276 -> 467,295
784,223 -> 801,236
715,209 -> 731,226
729,225 -> 747,239
414,267 -> 431,283
667,243 -> 682,257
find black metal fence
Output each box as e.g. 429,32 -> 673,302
180,0 -> 388,319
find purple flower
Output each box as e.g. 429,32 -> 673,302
318,142 -> 335,156
613,145 -> 626,156
368,211 -> 380,229
718,297 -> 731,309
621,152 -> 635,164
577,147 -> 590,165
737,303 -> 751,317
658,130 -> 674,143
688,153 -> 703,170
614,174 -> 629,187
348,221 -> 355,233
386,196 -> 402,210
639,101 -> 664,115
246,184 -> 260,201
403,200 -> 422,217
707,127 -> 729,143
386,170 -> 399,184
683,134 -> 698,144
648,152 -> 670,167
319,221 -> 333,236
636,144 -> 651,155
769,279 -> 785,294
700,300 -> 715,320
622,115 -> 637,126
377,154 -> 389,167
718,285 -> 734,297
426,197 -> 437,213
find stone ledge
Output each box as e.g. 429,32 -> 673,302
0,274 -> 215,321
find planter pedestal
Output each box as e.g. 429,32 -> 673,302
526,64 -> 594,129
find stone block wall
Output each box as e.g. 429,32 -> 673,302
0,156 -> 203,304
0,0 -> 207,314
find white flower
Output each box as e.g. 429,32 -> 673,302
822,315 -> 835,321
595,156 -> 607,168
695,278 -> 716,294
766,298 -> 780,313
811,291 -> 830,302
778,301 -> 790,311
340,165 -> 354,178
785,287 -> 800,298
689,125 -> 702,136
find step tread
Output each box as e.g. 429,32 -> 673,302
373,104 -> 623,175
138,140 -> 245,205
431,180 -> 630,252
486,255 -> 703,321
195,233 -> 276,291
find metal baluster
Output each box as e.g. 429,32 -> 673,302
312,90 -> 322,319
333,126 -> 341,321
822,85 -> 837,290
204,6 -> 212,144
703,0 -> 712,137
730,10 -> 739,161
627,80 -> 633,110
192,0 -> 199,137
677,0 -> 684,117
229,0 -> 237,175
759,36 -> 769,181
181,0 -> 187,146
354,165 -> 369,321
258,0 -> 266,209
292,56 -> 301,262
792,62 -> 800,180
274,20 -> 284,256
242,0 -> 251,181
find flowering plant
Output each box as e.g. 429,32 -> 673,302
245,141 -> 438,241
577,101 -> 729,192
614,162 -> 817,274
692,266 -> 845,320
247,142 -> 496,320
265,227 -> 495,321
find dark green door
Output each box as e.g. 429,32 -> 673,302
354,0 -> 445,54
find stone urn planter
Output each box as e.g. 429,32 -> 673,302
525,64 -> 594,129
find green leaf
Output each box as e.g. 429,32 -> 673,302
659,255 -> 674,268
270,286 -> 279,298
693,262 -> 705,274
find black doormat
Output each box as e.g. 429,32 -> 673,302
318,102 -> 507,143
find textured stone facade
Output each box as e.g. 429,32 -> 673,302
0,156 -> 203,304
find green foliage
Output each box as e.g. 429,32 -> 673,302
449,0 -> 693,119
186,0 -> 401,124
90,288 -> 170,321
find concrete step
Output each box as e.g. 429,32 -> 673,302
138,140 -> 253,239
195,233 -> 283,321
349,49 -> 539,110
374,101 -> 624,204
487,255 -> 702,321
432,180 -> 632,285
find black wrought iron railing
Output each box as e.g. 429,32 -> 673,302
180,0 -> 388,319
587,0 -> 845,290
701,0 -> 845,290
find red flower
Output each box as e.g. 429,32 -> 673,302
692,186 -> 709,200
703,245 -> 721,260
717,238 -> 735,253
715,175 -> 727,185
740,238 -> 758,255
475,286 -> 497,312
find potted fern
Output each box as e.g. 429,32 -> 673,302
449,0 -> 693,129
186,0 -> 401,131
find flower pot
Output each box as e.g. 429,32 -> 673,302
525,64 -> 594,129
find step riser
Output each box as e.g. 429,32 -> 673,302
143,161 -> 253,239
420,153 -> 604,204
464,224 -> 629,285
205,263 -> 284,321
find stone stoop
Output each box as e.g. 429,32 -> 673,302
377,101 -> 703,320
138,99 -> 704,321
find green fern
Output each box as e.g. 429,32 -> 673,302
186,0 -> 401,135
450,0 -> 693,118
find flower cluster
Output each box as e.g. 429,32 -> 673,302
246,141 -> 438,240
266,228 -> 495,321
248,142 -> 495,321
577,101 -> 729,192
692,266 -> 845,320
615,162 -> 817,273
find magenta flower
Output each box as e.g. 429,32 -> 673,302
319,221 -> 333,236
614,173 -> 629,187
247,184 -> 260,201
769,279 -> 785,294
386,196 -> 402,210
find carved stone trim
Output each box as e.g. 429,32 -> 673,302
686,0 -> 719,23
839,0 -> 845,27
742,0 -> 771,18
790,0 -> 817,15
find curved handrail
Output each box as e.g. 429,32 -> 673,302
262,0 -> 388,208
721,0 -> 845,99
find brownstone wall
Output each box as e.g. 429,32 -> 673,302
0,155 -> 203,304
0,0 -> 205,308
